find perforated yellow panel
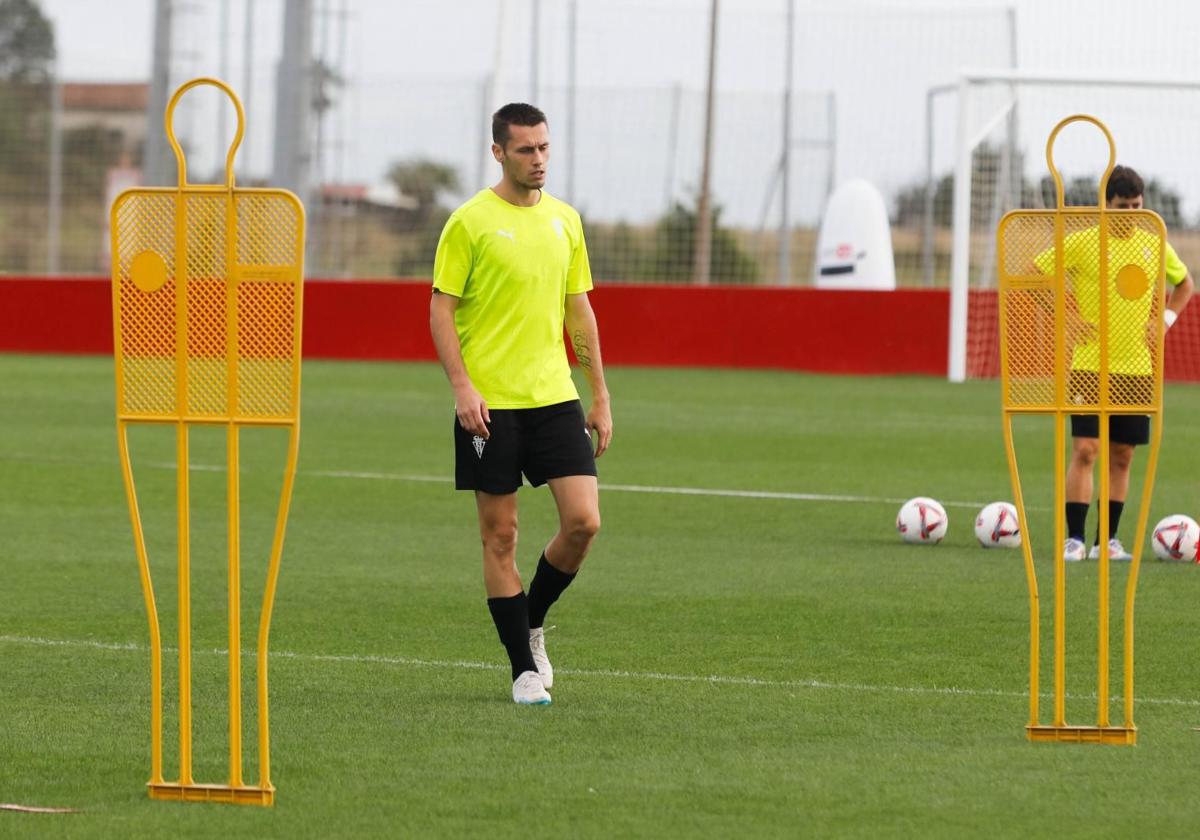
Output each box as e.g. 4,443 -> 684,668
111,188 -> 304,424
997,210 -> 1166,415
112,77 -> 305,809
1000,114 -> 1169,747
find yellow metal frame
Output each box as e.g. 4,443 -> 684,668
111,77 -> 305,805
997,115 -> 1166,745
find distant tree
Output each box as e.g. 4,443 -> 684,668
0,0 -> 53,83
650,201 -> 759,284
63,125 -> 124,193
395,205 -> 451,277
1035,175 -> 1185,228
0,0 -> 54,229
386,159 -> 459,230
584,219 -> 652,282
893,143 -> 1025,228
385,159 -> 460,276
1036,174 -> 1100,209
895,142 -> 1187,231
1143,179 -> 1183,229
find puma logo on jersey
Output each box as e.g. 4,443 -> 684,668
496,229 -> 515,242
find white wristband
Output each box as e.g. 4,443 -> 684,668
1164,309 -> 1179,329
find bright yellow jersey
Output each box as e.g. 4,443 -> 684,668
433,188 -> 594,408
1034,226 -> 1187,376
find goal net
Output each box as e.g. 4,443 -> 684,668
946,72 -> 1200,382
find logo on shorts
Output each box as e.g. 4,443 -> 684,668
472,435 -> 486,458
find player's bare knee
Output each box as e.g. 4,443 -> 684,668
482,521 -> 519,557
1111,444 -> 1135,471
1072,439 -> 1099,466
567,512 -> 601,547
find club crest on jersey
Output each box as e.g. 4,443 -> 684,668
552,217 -> 565,238
472,435 -> 486,458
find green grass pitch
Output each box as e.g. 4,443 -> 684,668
4,354 -> 1200,838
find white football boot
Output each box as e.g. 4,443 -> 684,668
1089,538 -> 1132,562
512,670 -> 551,705
1063,538 -> 1086,562
529,627 -> 553,689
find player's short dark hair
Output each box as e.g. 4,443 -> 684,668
492,103 -> 547,147
1106,165 -> 1144,202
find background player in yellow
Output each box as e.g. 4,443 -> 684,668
429,103 -> 612,705
1034,166 -> 1193,562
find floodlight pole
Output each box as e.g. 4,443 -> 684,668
693,0 -> 719,286
274,0 -> 315,271
217,0 -> 230,179
482,0 -> 510,185
663,82 -> 682,213
242,0 -> 254,180
778,0 -> 794,285
145,0 -> 173,186
47,63 -> 62,274
566,0 -> 577,203
531,0 -> 540,103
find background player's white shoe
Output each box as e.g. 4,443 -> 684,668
1063,538 -> 1086,562
1089,538 -> 1132,561
529,627 -> 553,689
512,670 -> 551,705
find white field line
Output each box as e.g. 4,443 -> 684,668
2,633 -> 1196,709
9,453 -> 1036,512
309,469 -> 1005,510
228,465 -> 1021,512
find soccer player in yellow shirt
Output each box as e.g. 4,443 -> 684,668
429,103 -> 612,704
1035,166 -> 1193,562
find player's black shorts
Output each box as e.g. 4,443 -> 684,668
1068,370 -> 1152,446
454,399 -> 597,494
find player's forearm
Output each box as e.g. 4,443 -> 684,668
565,299 -> 609,403
1167,273 -> 1194,318
429,293 -> 474,390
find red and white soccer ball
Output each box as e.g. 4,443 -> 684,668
897,497 -> 948,544
974,501 -> 1021,549
1151,514 -> 1200,562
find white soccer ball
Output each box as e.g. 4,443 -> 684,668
896,497 -> 948,544
1151,514 -> 1200,562
974,501 -> 1021,549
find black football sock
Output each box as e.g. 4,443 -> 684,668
487,592 -> 537,681
1096,499 -> 1125,541
1066,502 -> 1088,542
526,553 -> 577,630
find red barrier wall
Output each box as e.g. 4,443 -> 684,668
0,276 -> 951,376
963,288 -> 1200,382
589,284 -> 948,375
1,277 -> 114,355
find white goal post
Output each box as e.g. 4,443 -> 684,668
948,69 -> 1200,382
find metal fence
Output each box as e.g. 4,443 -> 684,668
5,0 -> 1023,285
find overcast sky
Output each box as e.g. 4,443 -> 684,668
36,0 -> 1200,224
